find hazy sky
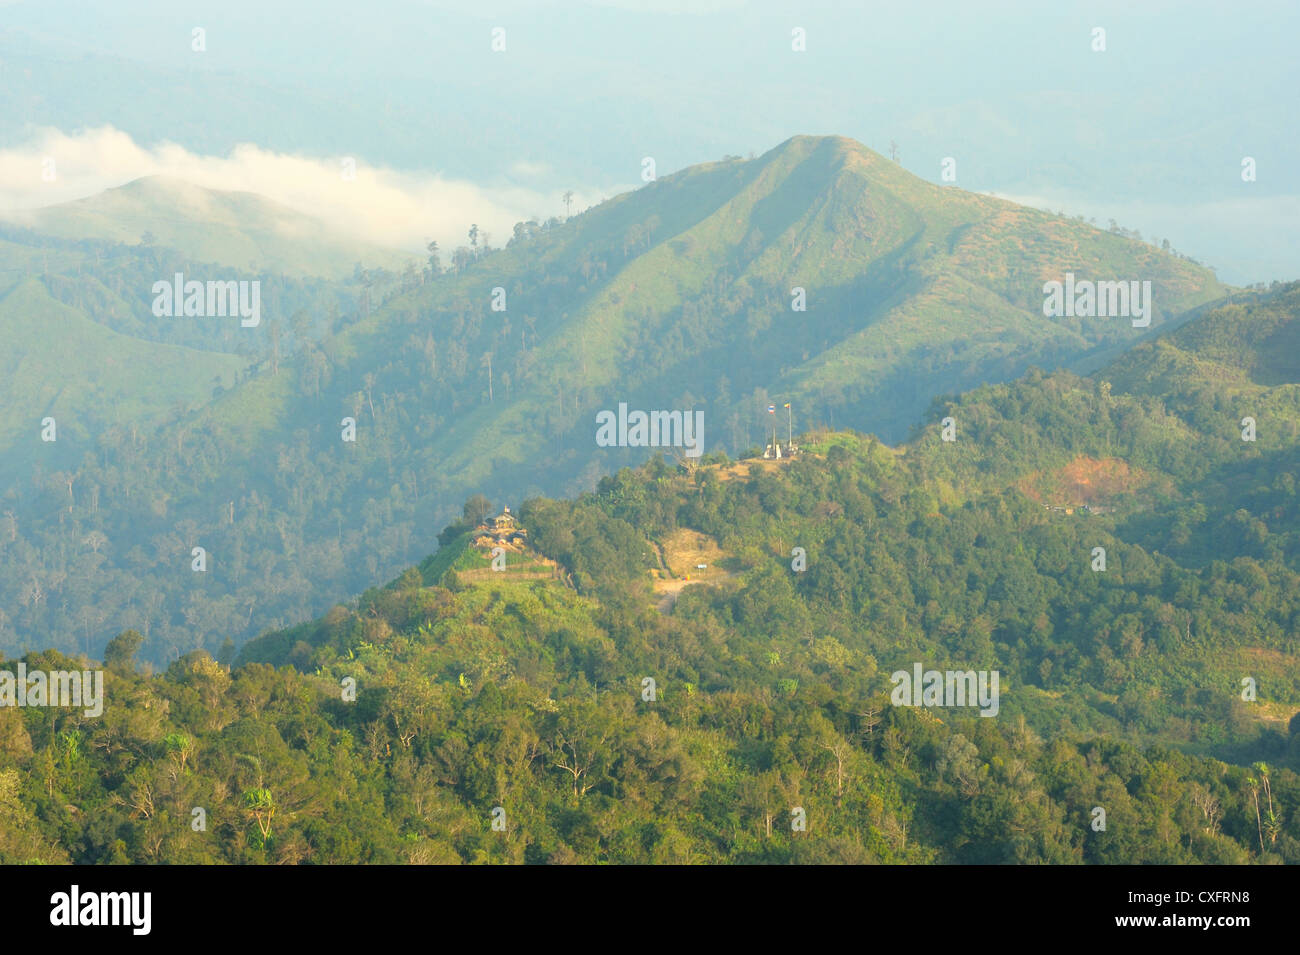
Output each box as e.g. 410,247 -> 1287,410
1,0 -> 1295,283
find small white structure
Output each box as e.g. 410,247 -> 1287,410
763,441 -> 800,460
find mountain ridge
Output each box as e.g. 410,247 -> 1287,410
0,134 -> 1236,660
2,174 -> 417,279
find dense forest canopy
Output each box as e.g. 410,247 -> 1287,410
3,282 -> 1299,863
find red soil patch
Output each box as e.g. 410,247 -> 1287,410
1019,455 -> 1149,506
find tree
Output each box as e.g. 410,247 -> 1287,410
241,788 -> 276,846
468,224 -> 479,249
104,629 -> 144,674
463,494 -> 493,526
562,190 -> 574,218
510,220 -> 537,247
858,703 -> 883,740
426,240 -> 441,274
936,734 -> 983,798
1251,763 -> 1281,849
268,321 -> 281,376
740,769 -> 784,838
217,637 -> 237,669
821,735 -> 852,805
363,372 -> 377,420
548,702 -> 613,798
289,308 -> 311,347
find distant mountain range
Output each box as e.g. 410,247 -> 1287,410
0,175 -> 416,474
0,135 -> 1241,661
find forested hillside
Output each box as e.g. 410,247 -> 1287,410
0,136 -> 1229,662
4,283 -> 1298,864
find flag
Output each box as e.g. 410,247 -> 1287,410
767,405 -> 775,414
783,403 -> 791,409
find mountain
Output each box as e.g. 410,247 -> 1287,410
0,219 -> 404,481
307,134 -> 1224,496
6,281 -> 1298,865
1,175 -> 416,279
237,281 -> 1300,757
0,135 -> 1232,661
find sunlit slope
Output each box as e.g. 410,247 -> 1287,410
901,283 -> 1300,574
328,134 -> 1227,491
0,277 -> 247,465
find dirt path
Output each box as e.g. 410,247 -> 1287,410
651,567 -> 740,614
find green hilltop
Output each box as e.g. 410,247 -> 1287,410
3,175 -> 417,279
242,282 -> 1300,758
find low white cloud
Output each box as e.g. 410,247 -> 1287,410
0,126 -> 615,254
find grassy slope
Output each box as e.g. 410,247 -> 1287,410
5,175 -> 416,279
0,237 -> 84,295
338,135 -> 1229,488
0,277 -> 247,456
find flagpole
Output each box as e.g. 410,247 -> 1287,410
787,403 -> 792,448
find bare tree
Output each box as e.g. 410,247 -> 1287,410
858,704 -> 882,740
821,737 -> 852,805
1189,783 -> 1222,836
363,373 -> 377,420
550,723 -> 610,798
